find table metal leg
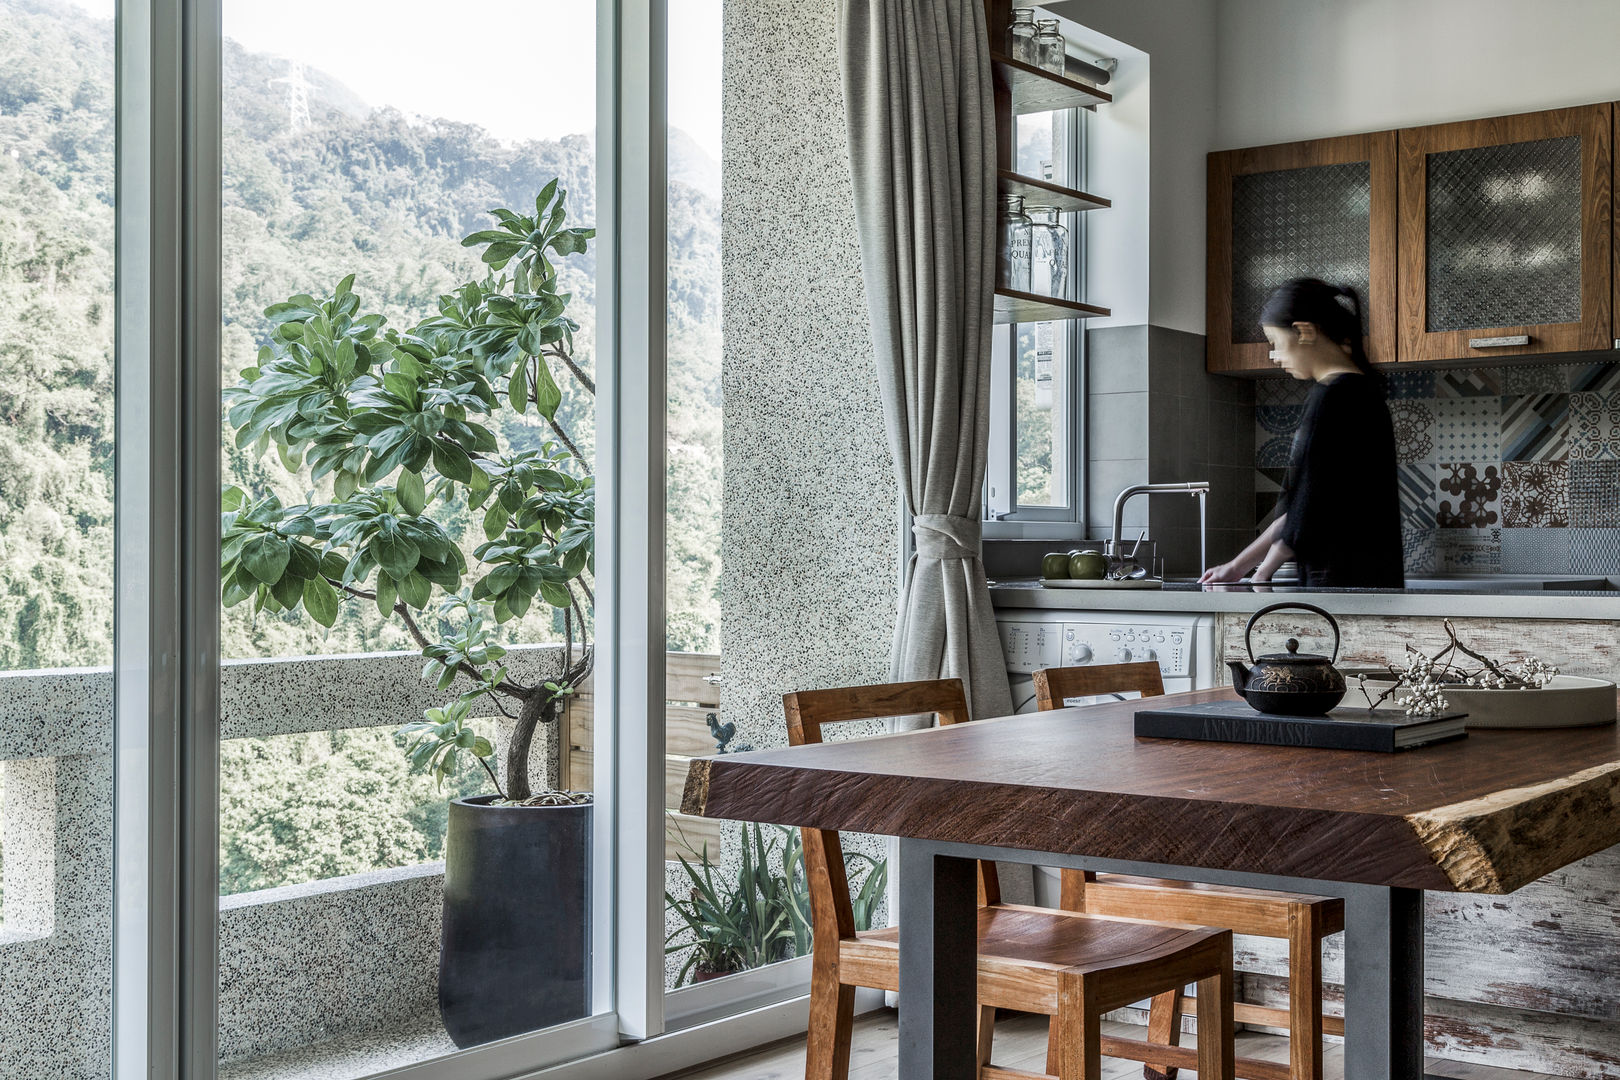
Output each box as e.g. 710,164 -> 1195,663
898,839 -> 978,1080
1343,884 -> 1427,1080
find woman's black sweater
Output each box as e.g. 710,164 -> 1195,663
1276,373 -> 1405,589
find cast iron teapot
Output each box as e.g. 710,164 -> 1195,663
1228,602 -> 1347,716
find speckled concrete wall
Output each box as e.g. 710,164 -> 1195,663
719,0 -> 897,756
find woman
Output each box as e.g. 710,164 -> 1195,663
1201,277 -> 1404,588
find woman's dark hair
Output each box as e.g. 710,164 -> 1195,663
1259,277 -> 1376,379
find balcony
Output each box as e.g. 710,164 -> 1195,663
0,646 -> 736,1080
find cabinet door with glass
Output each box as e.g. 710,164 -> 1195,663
1206,132 -> 1397,374
1398,104 -> 1612,362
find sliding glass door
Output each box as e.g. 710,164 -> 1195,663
0,2 -> 117,1076
4,0 -> 687,1074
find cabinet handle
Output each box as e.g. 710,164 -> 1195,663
1468,335 -> 1531,349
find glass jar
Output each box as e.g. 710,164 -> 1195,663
1034,19 -> 1067,75
1027,205 -> 1068,297
1007,9 -> 1037,64
998,194 -> 1033,292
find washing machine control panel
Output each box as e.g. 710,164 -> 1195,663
997,620 -> 1065,674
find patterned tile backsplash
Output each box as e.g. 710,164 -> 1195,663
1253,362 -> 1620,578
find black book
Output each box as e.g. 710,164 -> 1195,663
1133,700 -> 1467,752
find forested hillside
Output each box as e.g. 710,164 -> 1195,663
1,0 -> 722,893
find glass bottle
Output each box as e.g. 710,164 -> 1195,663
1007,9 -> 1037,64
998,194 -> 1033,292
1034,19 -> 1067,75
1026,205 -> 1068,297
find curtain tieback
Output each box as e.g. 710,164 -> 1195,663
912,514 -> 981,561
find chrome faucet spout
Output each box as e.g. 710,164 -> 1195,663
1108,481 -> 1212,563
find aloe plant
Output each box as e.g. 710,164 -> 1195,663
665,823 -> 888,985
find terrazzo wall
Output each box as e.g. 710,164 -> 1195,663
1253,360 -> 1620,577
718,0 -> 897,752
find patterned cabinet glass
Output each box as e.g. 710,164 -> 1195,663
1207,133 -> 1396,374
1399,105 -> 1612,362
1231,162 -> 1372,344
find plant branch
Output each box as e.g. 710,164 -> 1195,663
546,346 -> 595,395
544,413 -> 586,466
479,756 -> 507,801
332,578 -> 532,698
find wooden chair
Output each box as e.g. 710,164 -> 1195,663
785,678 -> 1235,1080
1034,664 -> 1347,1080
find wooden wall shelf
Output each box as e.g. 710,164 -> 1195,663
990,52 -> 1112,114
998,169 -> 1110,214
993,289 -> 1110,324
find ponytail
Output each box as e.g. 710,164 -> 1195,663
1259,277 -> 1379,384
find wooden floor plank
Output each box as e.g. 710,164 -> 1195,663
653,1011 -> 1554,1080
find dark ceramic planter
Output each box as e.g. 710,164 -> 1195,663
439,795 -> 592,1047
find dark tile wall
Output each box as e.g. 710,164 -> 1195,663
1253,361 -> 1620,577
1088,326 -> 1255,574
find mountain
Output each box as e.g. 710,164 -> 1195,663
0,0 -> 724,668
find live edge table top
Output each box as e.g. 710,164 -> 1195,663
680,688 -> 1620,895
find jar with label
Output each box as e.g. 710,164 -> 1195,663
998,194 -> 1033,292
1007,9 -> 1038,64
1034,19 -> 1067,74
1027,205 -> 1067,297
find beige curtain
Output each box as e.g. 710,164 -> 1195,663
838,0 -> 1014,725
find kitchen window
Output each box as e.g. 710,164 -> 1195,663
985,106 -> 1087,537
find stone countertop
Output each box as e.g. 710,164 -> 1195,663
988,578 -> 1620,619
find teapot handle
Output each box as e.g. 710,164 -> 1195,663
1244,602 -> 1341,664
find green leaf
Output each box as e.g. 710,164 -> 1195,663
241,534 -> 291,585
508,361 -> 529,413
270,571 -> 304,610
539,580 -> 572,609
397,570 -> 432,610
371,525 -> 421,580
375,573 -> 397,615
303,575 -> 340,627
483,502 -> 509,540
432,440 -> 473,483
532,360 -> 562,419
333,469 -> 358,501
221,485 -> 247,513
397,470 -> 427,516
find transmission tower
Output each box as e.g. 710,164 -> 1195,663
271,59 -> 313,133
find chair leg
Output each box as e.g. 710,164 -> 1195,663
804,957 -> 855,1080
977,1005 -> 997,1076
1288,906 -> 1326,1080
1053,972 -> 1103,1080
1141,988 -> 1185,1080
1195,940 -> 1236,1080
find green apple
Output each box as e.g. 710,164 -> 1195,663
1068,550 -> 1108,580
1041,552 -> 1070,579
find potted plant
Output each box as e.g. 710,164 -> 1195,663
665,822 -> 888,986
219,181 -> 597,1047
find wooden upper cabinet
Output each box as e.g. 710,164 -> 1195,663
1398,104 -> 1613,362
1206,133 -> 1398,374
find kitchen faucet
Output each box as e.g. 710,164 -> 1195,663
1107,482 -> 1211,576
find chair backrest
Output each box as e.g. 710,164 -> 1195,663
1033,661 -> 1165,711
1033,662 -> 1166,910
782,678 -> 993,944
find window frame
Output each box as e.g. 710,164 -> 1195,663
984,106 -> 1089,539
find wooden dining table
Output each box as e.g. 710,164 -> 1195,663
680,687 -> 1620,1080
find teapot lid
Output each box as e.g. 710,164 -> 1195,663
1254,638 -> 1331,664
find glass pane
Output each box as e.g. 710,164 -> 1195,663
0,0 -> 116,1076
1231,162 -> 1371,345
1426,135 -> 1583,332
660,0 -> 891,1011
1016,323 -> 1069,508
217,2 -> 600,1073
